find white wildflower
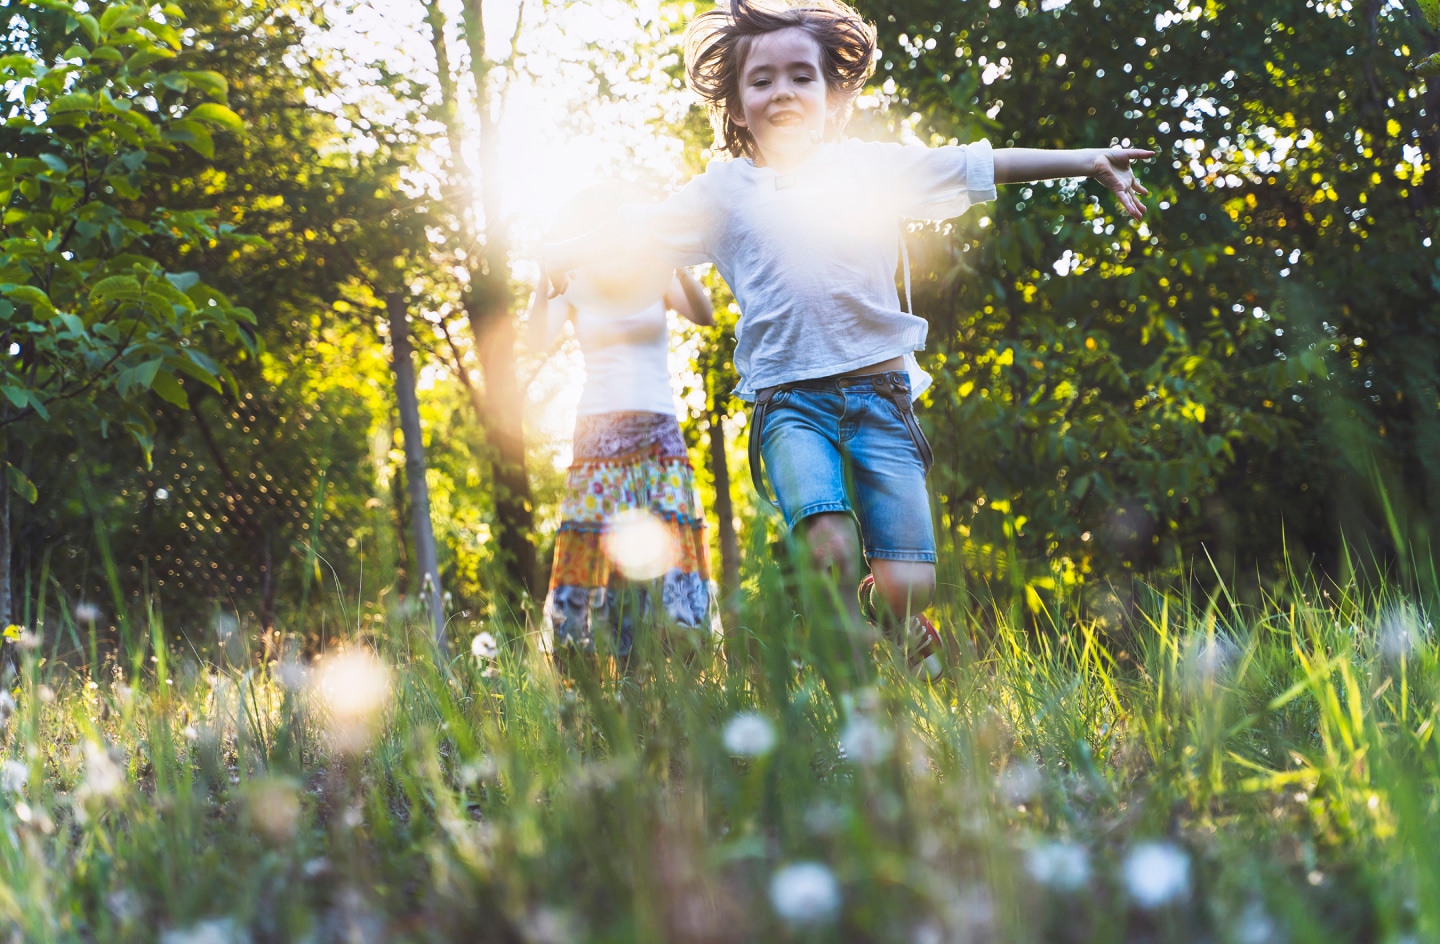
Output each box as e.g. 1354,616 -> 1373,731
520,905 -> 582,944
1233,899 -> 1284,944
1183,632 -> 1239,693
470,631 -> 499,662
1,759 -> 28,793
769,861 -> 841,926
839,716 -> 892,766
997,760 -> 1041,804
74,602 -> 101,624
0,691 -> 15,727
1378,603 -> 1426,661
243,777 -> 301,843
15,629 -> 40,651
79,740 -> 125,800
106,888 -> 143,923
722,711 -> 776,758
1024,840 -> 1090,892
1122,841 -> 1190,908
158,917 -> 250,944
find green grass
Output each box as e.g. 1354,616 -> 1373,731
0,562 -> 1437,943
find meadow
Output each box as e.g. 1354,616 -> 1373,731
0,552 -> 1433,944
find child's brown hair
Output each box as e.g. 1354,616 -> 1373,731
685,0 -> 877,160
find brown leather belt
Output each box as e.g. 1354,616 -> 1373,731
748,370 -> 934,506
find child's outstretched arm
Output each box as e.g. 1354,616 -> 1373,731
544,220 -> 630,297
993,146 -> 1155,221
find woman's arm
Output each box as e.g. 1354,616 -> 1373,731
993,146 -> 1155,220
664,268 -> 715,327
525,261 -> 575,353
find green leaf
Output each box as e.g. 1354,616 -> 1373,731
89,275 -> 143,305
164,271 -> 200,291
38,153 -> 68,174
0,55 -> 35,77
124,48 -> 173,72
1418,0 -> 1440,28
99,3 -> 139,35
89,45 -> 123,63
181,70 -> 228,99
186,102 -> 243,133
167,120 -> 213,159
1413,52 -> 1440,78
0,386 -> 26,410
168,354 -> 221,393
142,274 -> 195,313
76,13 -> 101,45
6,467 -> 36,505
117,358 -> 161,397
5,286 -> 56,319
150,370 -> 188,408
48,92 -> 95,115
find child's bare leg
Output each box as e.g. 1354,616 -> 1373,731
800,512 -> 866,631
867,560 -> 936,623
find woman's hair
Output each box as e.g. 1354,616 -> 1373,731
685,0 -> 877,160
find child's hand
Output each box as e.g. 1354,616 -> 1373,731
1091,147 -> 1155,221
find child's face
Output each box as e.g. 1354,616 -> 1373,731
733,27 -> 830,166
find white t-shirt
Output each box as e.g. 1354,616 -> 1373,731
548,295 -> 677,416
621,138 -> 996,400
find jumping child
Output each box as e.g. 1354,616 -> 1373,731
545,0 -> 1152,676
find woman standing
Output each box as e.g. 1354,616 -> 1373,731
530,185 -> 717,662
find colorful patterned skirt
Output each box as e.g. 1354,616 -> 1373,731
543,411 -> 716,657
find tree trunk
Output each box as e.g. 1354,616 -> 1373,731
465,287 -> 538,599
707,408 -> 740,617
386,292 -> 447,650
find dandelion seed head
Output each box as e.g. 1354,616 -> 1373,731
471,631 -> 499,662
520,905 -> 582,944
1184,632 -> 1238,694
244,777 -> 301,843
459,756 -> 498,785
1122,841 -> 1190,908
275,660 -> 308,691
1233,899 -> 1284,944
1,759 -> 28,793
769,861 -> 841,926
158,917 -> 249,944
1378,603 -> 1426,661
839,716 -> 892,766
74,602 -> 101,624
722,711 -> 776,758
0,691 -> 15,727
106,888 -> 143,924
602,509 -> 678,581
1024,840 -> 1090,892
213,613 -> 239,641
79,740 -> 125,800
803,799 -> 845,836
998,759 -> 1041,804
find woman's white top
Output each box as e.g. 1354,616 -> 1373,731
549,295 -> 677,416
620,138 -> 996,400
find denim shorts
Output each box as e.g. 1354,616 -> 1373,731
758,372 -> 936,563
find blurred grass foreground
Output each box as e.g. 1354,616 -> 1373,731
1,563 -> 1438,944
